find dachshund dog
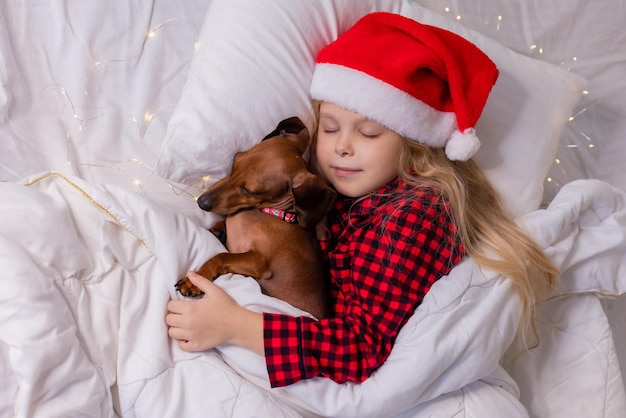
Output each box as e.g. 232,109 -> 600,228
175,117 -> 336,319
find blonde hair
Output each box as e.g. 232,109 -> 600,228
398,139 -> 558,348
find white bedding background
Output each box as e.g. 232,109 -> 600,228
1,1 -> 626,417
2,170 -> 624,417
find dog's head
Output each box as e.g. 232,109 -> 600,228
197,117 -> 336,230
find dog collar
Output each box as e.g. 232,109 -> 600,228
261,207 -> 298,224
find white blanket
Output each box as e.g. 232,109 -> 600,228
1,173 -> 625,417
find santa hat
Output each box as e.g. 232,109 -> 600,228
310,12 -> 499,161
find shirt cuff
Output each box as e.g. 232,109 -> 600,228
263,312 -> 306,387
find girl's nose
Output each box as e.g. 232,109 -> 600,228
335,133 -> 354,156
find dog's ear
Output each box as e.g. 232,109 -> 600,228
291,171 -> 336,230
263,117 -> 310,155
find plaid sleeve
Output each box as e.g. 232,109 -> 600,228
263,192 -> 463,388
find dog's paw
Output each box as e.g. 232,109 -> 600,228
175,277 -> 205,298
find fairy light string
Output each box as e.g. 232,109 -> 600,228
42,5 -> 599,209
44,17 -> 208,203
436,4 -> 596,205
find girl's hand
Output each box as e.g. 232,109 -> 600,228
166,271 -> 264,355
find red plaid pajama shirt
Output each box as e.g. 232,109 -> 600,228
263,177 -> 465,387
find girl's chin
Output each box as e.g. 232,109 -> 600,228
332,182 -> 368,198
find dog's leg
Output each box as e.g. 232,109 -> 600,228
175,251 -> 271,297
198,251 -> 272,281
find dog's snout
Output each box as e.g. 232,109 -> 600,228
197,192 -> 214,212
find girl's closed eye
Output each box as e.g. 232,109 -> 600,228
319,120 -> 338,134
360,130 -> 381,139
359,122 -> 386,139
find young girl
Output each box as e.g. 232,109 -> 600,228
166,12 -> 557,389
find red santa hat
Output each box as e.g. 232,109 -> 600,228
310,12 -> 499,161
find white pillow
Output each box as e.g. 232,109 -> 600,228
155,0 -> 587,216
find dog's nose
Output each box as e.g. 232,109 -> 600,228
197,193 -> 214,211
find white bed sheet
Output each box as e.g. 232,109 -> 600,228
0,0 -> 215,225
1,173 -> 624,418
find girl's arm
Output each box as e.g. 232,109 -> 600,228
263,194 -> 464,387
166,271 -> 264,355
167,194 -> 463,388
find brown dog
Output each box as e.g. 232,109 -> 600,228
175,117 -> 336,319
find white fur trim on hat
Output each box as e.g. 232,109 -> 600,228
445,128 -> 481,161
310,63 -> 457,147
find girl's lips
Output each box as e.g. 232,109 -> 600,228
331,166 -> 361,177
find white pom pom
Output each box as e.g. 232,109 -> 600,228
445,128 -> 481,161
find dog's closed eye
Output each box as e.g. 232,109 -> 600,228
239,185 -> 258,197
